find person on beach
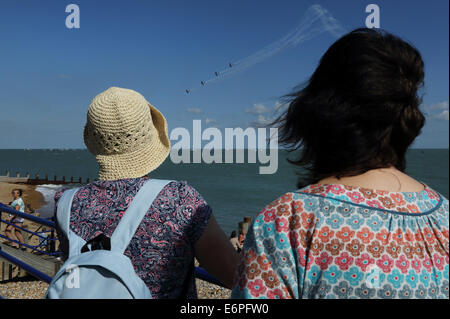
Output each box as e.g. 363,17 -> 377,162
4,188 -> 26,250
230,231 -> 242,252
232,28 -> 449,299
238,231 -> 245,248
54,87 -> 239,298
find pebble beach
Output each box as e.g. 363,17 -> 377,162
0,278 -> 231,299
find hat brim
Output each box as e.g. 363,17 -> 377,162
95,104 -> 170,181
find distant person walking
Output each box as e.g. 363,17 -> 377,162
232,29 -> 449,299
230,231 -> 242,252
238,231 -> 245,248
53,87 -> 239,298
4,189 -> 26,250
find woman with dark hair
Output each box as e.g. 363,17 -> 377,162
230,230 -> 241,252
232,28 -> 449,299
4,188 -> 26,250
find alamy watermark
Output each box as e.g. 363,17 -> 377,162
365,264 -> 383,288
65,4 -> 80,29
65,264 -> 80,289
65,4 -> 381,30
169,120 -> 279,175
365,4 -> 381,29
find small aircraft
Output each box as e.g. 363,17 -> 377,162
229,63 -> 233,68
215,72 -> 219,77
185,89 -> 190,94
201,81 -> 205,86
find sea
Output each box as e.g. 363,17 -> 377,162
0,149 -> 448,235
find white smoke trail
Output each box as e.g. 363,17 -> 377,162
195,4 -> 345,88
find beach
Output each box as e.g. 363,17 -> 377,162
0,181 -> 46,211
0,181 -> 49,285
0,278 -> 231,299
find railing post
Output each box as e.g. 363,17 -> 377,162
49,229 -> 55,253
8,263 -> 13,280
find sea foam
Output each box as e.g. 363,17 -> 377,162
35,184 -> 65,218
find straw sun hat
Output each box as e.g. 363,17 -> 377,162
83,87 -> 170,180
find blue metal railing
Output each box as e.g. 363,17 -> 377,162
0,203 -> 58,255
0,203 -> 227,298
195,267 -> 226,287
0,247 -> 53,283
0,204 -> 55,227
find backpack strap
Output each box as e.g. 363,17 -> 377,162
56,187 -> 86,258
110,179 -> 172,254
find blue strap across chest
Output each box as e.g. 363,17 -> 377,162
57,179 -> 173,257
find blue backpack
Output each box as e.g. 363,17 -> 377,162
46,179 -> 172,299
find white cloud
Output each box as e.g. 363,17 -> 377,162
251,115 -> 273,127
246,101 -> 284,127
245,103 -> 271,114
427,101 -> 449,110
205,118 -> 216,124
187,107 -> 203,114
424,100 -> 449,121
433,110 -> 449,121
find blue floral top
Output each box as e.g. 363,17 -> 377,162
232,184 -> 449,299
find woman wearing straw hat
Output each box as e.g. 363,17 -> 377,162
54,87 -> 239,298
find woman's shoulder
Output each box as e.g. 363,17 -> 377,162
11,197 -> 25,209
259,184 -> 449,218
157,180 -> 209,206
256,190 -> 315,220
253,186 -> 344,229
261,185 -> 330,208
162,180 -> 194,192
54,188 -> 70,203
159,180 -> 202,196
53,179 -> 204,202
153,180 -> 212,242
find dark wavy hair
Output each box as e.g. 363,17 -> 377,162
274,28 -> 425,188
12,188 -> 23,197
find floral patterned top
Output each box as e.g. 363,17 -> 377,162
232,184 -> 449,299
54,177 -> 212,299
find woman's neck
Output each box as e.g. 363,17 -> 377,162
318,167 -> 425,192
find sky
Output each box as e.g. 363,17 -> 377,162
0,0 -> 448,149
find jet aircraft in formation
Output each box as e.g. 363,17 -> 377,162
186,63 -> 233,94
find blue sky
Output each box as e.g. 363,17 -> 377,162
0,0 -> 448,149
